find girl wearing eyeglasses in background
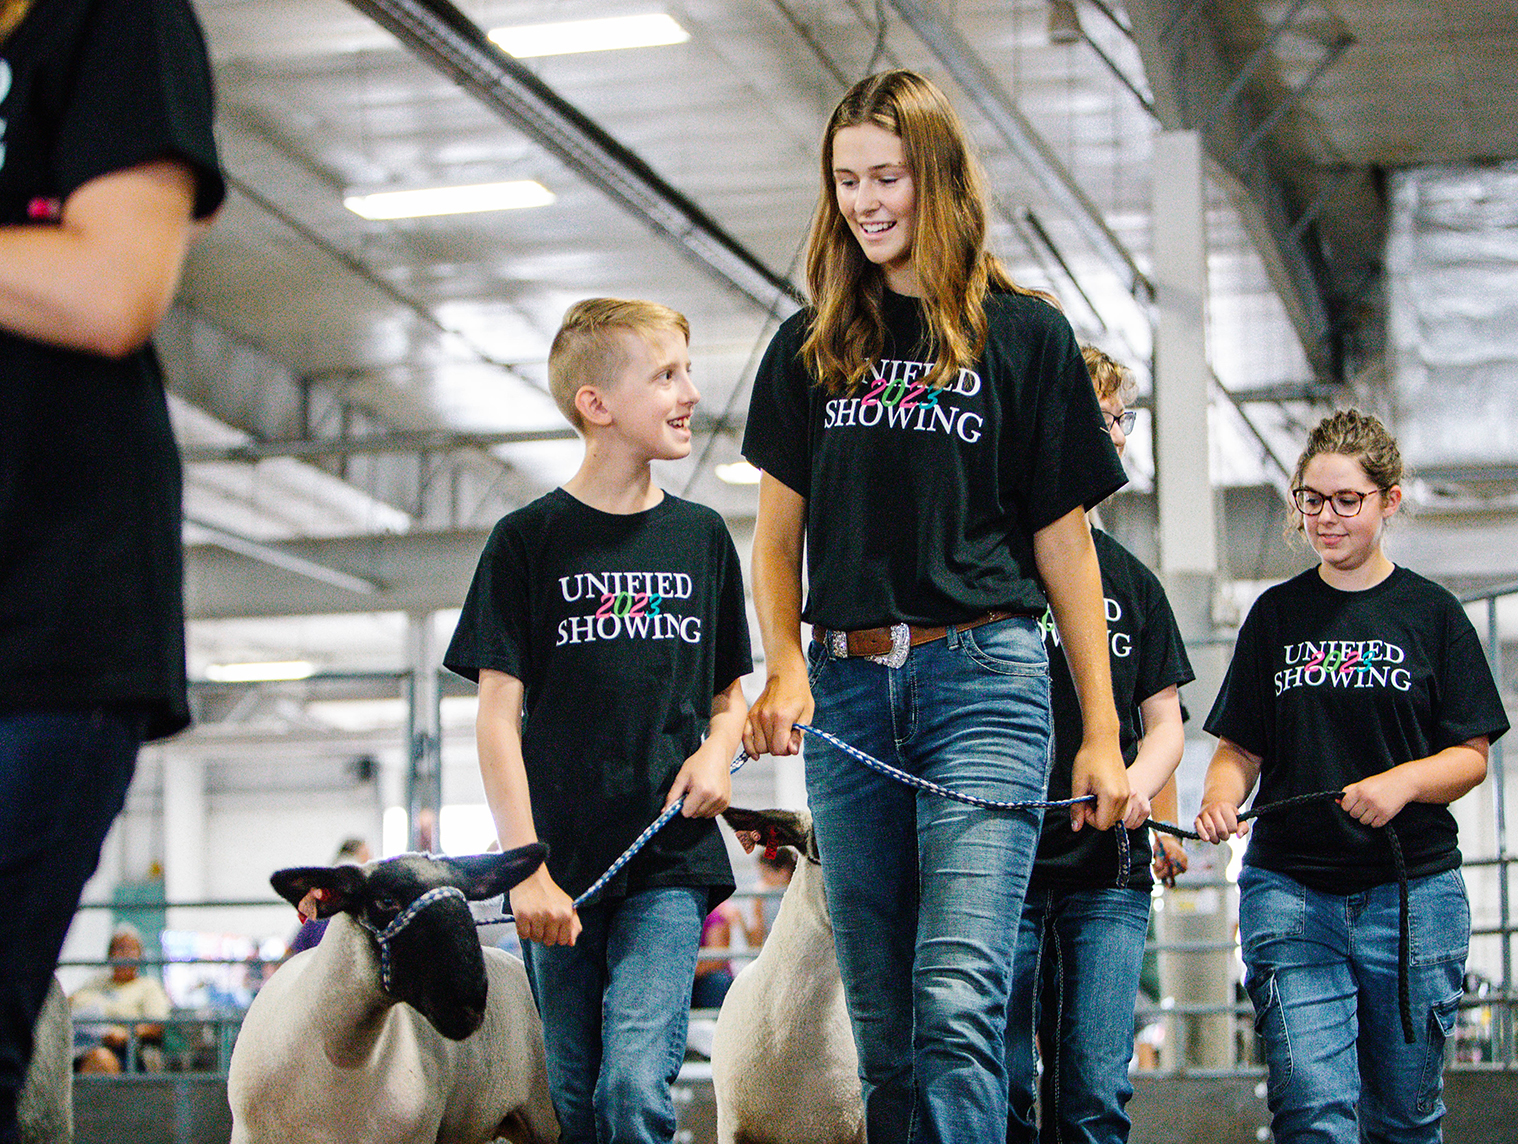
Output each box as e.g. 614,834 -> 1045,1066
1195,408 -> 1508,1143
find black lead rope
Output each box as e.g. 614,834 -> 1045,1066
1145,791 -> 1416,1045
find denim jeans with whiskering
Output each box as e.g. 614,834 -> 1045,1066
1239,864 -> 1468,1144
804,617 -> 1053,1144
521,886 -> 704,1144
1005,885 -> 1151,1144
0,708 -> 141,1142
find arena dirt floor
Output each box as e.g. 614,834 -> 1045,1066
70,1066 -> 1518,1144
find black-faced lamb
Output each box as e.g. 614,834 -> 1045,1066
711,808 -> 863,1144
228,846 -> 557,1144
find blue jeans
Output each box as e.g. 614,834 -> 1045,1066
805,618 -> 1053,1144
0,708 -> 141,1140
521,886 -> 704,1144
1006,886 -> 1151,1144
1239,865 -> 1468,1144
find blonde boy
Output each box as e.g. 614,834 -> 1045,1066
445,298 -> 751,1144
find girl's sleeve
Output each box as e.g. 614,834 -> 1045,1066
1018,306 -> 1127,531
57,0 -> 226,218
741,314 -> 812,498
1432,597 -> 1510,748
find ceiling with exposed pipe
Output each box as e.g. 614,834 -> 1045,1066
163,0 -> 1518,688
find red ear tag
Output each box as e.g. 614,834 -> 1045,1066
763,846 -> 780,861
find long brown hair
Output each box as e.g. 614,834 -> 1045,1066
0,0 -> 34,46
802,70 -> 1052,395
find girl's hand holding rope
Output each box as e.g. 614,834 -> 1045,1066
743,667 -> 812,759
1194,799 -> 1246,844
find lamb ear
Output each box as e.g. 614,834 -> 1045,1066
446,843 -> 549,900
722,807 -> 811,853
270,865 -> 368,916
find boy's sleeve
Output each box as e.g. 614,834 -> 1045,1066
711,521 -> 754,693
443,519 -> 531,685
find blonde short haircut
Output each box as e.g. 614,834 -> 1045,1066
548,298 -> 691,431
1080,345 -> 1137,405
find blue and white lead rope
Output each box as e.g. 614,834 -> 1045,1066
478,723 -> 1132,936
795,722 -> 1132,886
475,746 -> 752,926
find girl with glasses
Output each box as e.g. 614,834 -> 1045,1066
1195,408 -> 1508,1142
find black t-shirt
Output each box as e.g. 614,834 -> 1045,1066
445,489 -> 752,909
0,0 -> 224,739
1205,566 -> 1510,894
1032,529 -> 1194,891
741,289 -> 1127,628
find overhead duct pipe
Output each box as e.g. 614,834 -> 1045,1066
343,0 -> 804,313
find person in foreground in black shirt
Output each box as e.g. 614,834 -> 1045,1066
0,1 -> 224,1138
1006,347 -> 1194,1144
741,69 -> 1129,1142
446,298 -> 751,1144
1196,409 -> 1508,1143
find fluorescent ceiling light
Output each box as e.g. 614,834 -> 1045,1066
488,13 -> 689,58
204,660 -> 315,683
715,461 -> 762,485
344,180 -> 555,220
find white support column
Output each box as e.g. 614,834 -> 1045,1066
407,611 -> 443,852
1151,130 -> 1235,1071
1152,130 -> 1216,582
163,753 -> 207,933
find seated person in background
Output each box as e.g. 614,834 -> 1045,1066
692,901 -> 746,1010
69,926 -> 171,1074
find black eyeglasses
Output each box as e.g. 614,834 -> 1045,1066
1104,410 -> 1137,433
1291,487 -> 1381,517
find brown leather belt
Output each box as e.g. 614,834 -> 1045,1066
815,610 -> 1017,660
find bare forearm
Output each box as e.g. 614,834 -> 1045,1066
0,161 -> 199,357
476,673 -> 539,850
1129,688 -> 1185,801
1129,722 -> 1185,802
706,678 -> 749,758
1402,742 -> 1490,804
751,478 -> 806,681
1200,740 -> 1261,810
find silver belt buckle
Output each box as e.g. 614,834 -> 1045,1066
868,622 -> 911,669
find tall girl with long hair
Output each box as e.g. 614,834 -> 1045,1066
1196,409 -> 1508,1142
740,69 -> 1131,1142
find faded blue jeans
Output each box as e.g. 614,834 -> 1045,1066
1239,864 -> 1468,1144
805,617 -> 1053,1144
1006,885 -> 1151,1144
521,886 -> 704,1144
